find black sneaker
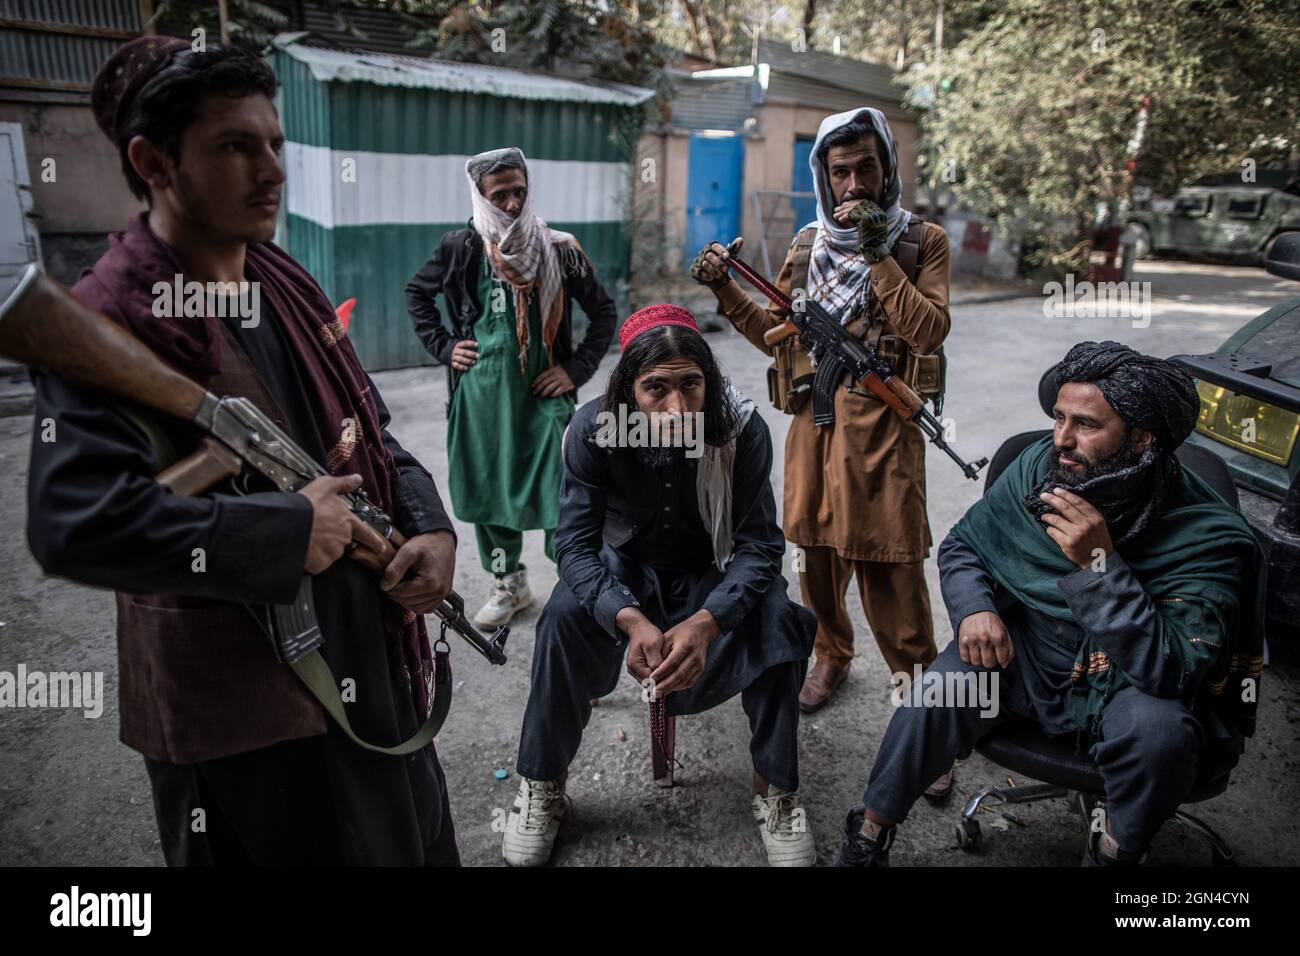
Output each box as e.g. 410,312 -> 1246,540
833,806 -> 896,867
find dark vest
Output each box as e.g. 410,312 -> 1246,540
114,323 -> 325,765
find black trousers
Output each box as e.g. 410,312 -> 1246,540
516,578 -> 808,792
863,642 -> 1204,851
144,729 -> 460,866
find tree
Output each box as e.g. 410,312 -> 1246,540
406,0 -> 669,91
905,0 -> 1300,271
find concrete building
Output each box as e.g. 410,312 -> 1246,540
0,0 -> 148,284
634,38 -> 920,279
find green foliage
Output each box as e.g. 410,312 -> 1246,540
905,0 -> 1300,266
407,1 -> 670,92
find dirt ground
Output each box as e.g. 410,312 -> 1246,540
1,259 -> 1298,867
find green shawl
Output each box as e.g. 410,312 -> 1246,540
952,437 -> 1265,740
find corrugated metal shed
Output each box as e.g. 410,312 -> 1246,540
272,36 -> 652,371
0,0 -> 139,91
666,71 -> 754,131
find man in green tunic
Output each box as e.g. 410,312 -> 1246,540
407,148 -> 618,628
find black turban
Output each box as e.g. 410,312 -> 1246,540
1037,341 -> 1200,453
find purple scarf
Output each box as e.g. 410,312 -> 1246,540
72,212 -> 435,721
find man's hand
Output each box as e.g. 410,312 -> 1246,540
846,200 -> 890,261
957,610 -> 1015,668
648,610 -> 720,695
297,474 -> 389,575
531,364 -> 575,398
621,607 -> 666,683
832,197 -> 868,225
689,238 -> 741,291
1039,487 -> 1114,570
379,529 -> 457,613
450,339 -> 479,372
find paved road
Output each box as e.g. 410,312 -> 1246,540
1,260 -> 1297,866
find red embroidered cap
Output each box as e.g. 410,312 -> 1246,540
618,303 -> 700,350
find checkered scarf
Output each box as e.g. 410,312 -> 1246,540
806,108 -> 915,324
464,148 -> 585,377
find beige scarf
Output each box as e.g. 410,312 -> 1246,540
464,148 -> 587,377
696,385 -> 758,571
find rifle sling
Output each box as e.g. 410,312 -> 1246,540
290,647 -> 451,755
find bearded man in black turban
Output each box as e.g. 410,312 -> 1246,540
835,341 -> 1265,867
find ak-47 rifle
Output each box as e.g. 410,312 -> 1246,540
0,264 -> 506,751
725,252 -> 989,481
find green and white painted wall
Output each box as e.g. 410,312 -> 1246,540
271,39 -> 653,370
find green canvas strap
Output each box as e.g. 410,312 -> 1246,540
290,645 -> 452,755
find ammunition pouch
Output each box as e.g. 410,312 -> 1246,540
767,338 -> 815,414
766,216 -> 947,416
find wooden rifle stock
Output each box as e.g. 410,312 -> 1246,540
0,269 -> 208,423
0,266 -> 406,575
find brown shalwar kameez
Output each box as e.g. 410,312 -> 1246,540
712,221 -> 952,674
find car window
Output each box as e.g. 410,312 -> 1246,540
1236,304 -> 1300,387
1227,195 -> 1266,219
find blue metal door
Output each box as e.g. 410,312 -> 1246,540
684,132 -> 743,268
792,136 -> 818,231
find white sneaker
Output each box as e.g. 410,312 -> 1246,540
501,776 -> 567,867
751,787 -> 817,867
473,565 -> 534,629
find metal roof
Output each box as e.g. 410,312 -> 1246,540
754,38 -> 904,107
272,34 -> 654,107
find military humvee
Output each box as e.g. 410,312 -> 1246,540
1124,170 -> 1300,265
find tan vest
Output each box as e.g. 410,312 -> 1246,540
768,220 -> 943,414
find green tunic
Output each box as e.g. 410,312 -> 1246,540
446,253 -> 575,531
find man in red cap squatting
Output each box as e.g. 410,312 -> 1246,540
500,304 -> 817,867
25,37 -> 461,864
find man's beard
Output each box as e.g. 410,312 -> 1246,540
1024,434 -> 1174,546
1045,438 -> 1144,485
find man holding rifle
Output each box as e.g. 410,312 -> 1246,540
22,38 -> 462,864
690,107 -> 952,765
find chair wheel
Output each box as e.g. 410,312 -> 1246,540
956,818 -> 982,851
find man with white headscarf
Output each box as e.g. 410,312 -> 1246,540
691,108 -> 955,793
407,147 -> 618,629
